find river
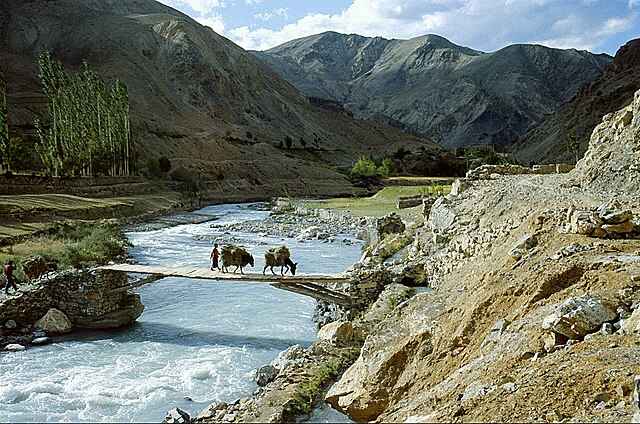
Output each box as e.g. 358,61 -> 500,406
0,204 -> 362,422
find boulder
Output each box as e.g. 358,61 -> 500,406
317,321 -> 354,346
326,328 -> 432,422
542,296 -> 617,339
196,402 -> 228,421
31,337 -> 51,346
75,294 -> 144,329
163,407 -> 191,424
429,197 -> 456,234
4,320 -> 17,329
603,221 -> 635,235
450,178 -> 470,196
621,308 -> 640,334
376,214 -> 406,238
35,308 -> 73,335
271,345 -> 308,371
255,365 -> 278,386
4,343 -> 26,352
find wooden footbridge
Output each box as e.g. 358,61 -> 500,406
99,264 -> 354,307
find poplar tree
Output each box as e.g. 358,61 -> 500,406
0,77 -> 8,173
34,52 -> 132,177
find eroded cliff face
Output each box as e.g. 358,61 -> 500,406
326,91 -> 640,422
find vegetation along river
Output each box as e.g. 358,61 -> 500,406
0,204 -> 363,422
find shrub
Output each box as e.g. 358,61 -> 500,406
351,157 -> 378,178
378,158 -> 394,178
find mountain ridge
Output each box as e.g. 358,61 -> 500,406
515,38 -> 640,164
1,0 -> 445,198
255,31 -> 612,149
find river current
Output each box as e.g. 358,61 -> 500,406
0,204 -> 362,422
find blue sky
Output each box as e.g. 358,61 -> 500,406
158,0 -> 639,54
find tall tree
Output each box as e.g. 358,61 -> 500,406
34,52 -> 132,177
0,76 -> 8,173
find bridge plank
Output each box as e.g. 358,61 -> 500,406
98,264 -> 350,285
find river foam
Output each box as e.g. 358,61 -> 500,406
0,204 -> 362,422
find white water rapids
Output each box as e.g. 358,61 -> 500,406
0,204 -> 362,422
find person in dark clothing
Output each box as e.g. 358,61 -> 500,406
210,244 -> 221,271
3,261 -> 17,295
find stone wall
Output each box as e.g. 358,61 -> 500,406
0,270 -> 143,330
466,163 -> 575,180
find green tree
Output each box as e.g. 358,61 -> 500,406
377,158 -> 394,178
34,52 -> 132,177
351,157 -> 378,178
0,77 -> 8,172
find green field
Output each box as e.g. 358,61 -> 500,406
303,185 -> 450,218
0,193 -> 182,240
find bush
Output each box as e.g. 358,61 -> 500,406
351,157 -> 395,179
285,136 -> 293,149
378,158 -> 394,178
351,157 -> 379,178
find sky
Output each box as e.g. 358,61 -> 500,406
157,0 -> 640,54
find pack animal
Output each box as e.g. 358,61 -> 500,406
264,246 -> 298,276
221,246 -> 255,274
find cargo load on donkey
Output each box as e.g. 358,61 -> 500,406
221,245 -> 254,274
263,246 -> 298,276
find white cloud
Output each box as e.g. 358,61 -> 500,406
197,14 -> 226,33
226,0 -> 638,52
164,0 -> 224,15
254,8 -> 289,22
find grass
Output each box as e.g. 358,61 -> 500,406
0,193 -> 182,240
0,223 -> 130,280
303,185 -> 451,217
285,348 -> 361,417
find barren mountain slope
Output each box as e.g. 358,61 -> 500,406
256,32 -> 612,149
325,93 -> 640,422
0,0 -> 442,198
516,38 -> 640,164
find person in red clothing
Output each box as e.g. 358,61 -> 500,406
210,244 -> 221,271
3,261 -> 17,295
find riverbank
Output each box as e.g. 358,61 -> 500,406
183,93 -> 640,423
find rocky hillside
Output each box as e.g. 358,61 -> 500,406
322,91 -> 640,422
255,32 -> 612,149
516,38 -> 640,164
0,0 -> 442,198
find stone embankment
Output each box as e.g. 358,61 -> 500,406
167,91 -> 640,424
0,270 -> 144,351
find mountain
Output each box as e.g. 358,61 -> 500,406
0,0 -> 444,198
255,32 -> 612,149
515,38 -> 640,164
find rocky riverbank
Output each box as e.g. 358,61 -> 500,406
168,90 -> 640,423
0,270 -> 144,352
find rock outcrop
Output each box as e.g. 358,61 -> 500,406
0,269 -> 144,333
321,94 -> 640,422
571,89 -> 640,194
